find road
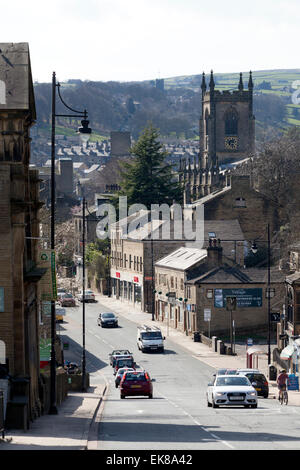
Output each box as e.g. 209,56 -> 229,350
61,300 -> 300,451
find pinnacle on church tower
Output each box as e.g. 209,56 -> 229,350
201,72 -> 206,95
248,70 -> 253,90
238,72 -> 244,91
209,70 -> 215,92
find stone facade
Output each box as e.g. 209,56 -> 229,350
0,43 -> 44,426
184,174 -> 279,242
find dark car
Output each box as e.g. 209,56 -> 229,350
114,357 -> 135,375
239,372 -> 269,398
98,312 -> 118,328
120,370 -> 153,399
115,367 -> 135,388
109,350 -> 133,367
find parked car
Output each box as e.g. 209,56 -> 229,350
60,293 -> 76,307
78,290 -> 96,303
120,370 -> 153,399
109,350 -> 133,367
55,304 -> 66,323
213,368 -> 238,377
206,375 -> 257,408
57,288 -> 66,301
98,312 -> 118,328
114,357 -> 135,375
237,371 -> 269,398
115,367 -> 135,388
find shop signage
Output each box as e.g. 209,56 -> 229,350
116,272 -> 120,278
214,288 -> 263,308
133,276 -> 139,283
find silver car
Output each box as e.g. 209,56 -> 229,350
207,375 -> 257,408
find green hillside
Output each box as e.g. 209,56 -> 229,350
164,69 -> 300,129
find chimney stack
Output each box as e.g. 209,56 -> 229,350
207,238 -> 223,267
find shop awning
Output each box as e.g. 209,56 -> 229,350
280,344 -> 294,359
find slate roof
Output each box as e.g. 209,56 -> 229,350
155,247 -> 207,270
0,43 -> 36,119
187,266 -> 285,285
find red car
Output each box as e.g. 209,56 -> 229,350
120,370 -> 153,399
60,293 -> 76,307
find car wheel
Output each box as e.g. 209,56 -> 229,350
244,405 -> 250,408
252,404 -> 257,408
212,399 -> 219,408
120,395 -> 125,399
115,384 -> 118,388
148,393 -> 153,399
263,393 -> 269,399
207,398 -> 212,407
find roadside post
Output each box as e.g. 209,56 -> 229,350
226,296 -> 237,355
204,308 -> 211,338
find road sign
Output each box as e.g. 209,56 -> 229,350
247,338 -> 253,346
204,308 -> 211,322
270,312 -> 280,322
226,296 -> 237,311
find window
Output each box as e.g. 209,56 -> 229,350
234,197 -> 246,208
171,276 -> 174,288
225,108 -> 238,136
206,289 -> 213,299
180,279 -> 184,291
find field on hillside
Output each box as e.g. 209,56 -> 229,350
165,69 -> 300,127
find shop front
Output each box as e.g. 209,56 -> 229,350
110,269 -> 143,310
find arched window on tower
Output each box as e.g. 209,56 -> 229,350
225,108 -> 238,136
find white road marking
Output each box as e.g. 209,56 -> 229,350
157,391 -> 235,450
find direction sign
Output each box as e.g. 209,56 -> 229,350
204,308 -> 211,322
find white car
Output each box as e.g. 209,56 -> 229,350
206,375 -> 257,408
78,290 -> 96,303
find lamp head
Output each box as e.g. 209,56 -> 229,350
251,242 -> 258,254
77,116 -> 91,145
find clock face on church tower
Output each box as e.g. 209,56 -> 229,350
225,136 -> 238,150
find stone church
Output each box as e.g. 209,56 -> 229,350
180,70 -> 255,203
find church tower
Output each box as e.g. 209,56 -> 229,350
199,70 -> 255,168
181,71 -> 255,203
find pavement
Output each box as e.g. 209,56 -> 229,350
1,293 -> 300,450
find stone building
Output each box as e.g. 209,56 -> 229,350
180,71 -> 255,201
155,239 -> 285,338
0,43 -> 45,427
110,209 -> 246,314
184,174 -> 279,242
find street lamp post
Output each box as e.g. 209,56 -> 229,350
82,193 -> 87,391
251,223 -> 271,366
49,72 -> 91,414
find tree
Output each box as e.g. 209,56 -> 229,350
115,124 -> 183,210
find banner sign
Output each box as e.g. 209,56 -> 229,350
37,249 -> 57,301
214,288 -> 263,308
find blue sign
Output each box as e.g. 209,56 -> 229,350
214,288 -> 263,308
288,374 -> 299,391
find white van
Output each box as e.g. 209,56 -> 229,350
137,325 -> 165,353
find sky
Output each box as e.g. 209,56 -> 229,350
2,0 -> 300,83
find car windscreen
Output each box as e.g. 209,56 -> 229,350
102,313 -> 115,318
216,377 -> 250,386
63,294 -> 73,298
141,332 -> 162,339
123,373 -> 146,382
245,373 -> 266,383
116,360 -> 133,367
